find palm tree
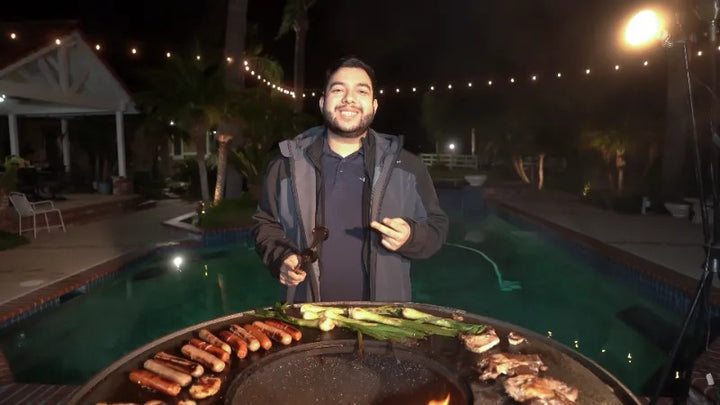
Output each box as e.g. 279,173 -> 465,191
581,129 -> 632,192
277,0 -> 318,112
137,57 -> 229,203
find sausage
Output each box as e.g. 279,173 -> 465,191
153,351 -> 204,377
143,359 -> 192,387
189,338 -> 230,362
218,331 -> 248,359
253,321 -> 293,345
189,376 -> 222,399
229,324 -> 261,352
263,319 -> 303,341
243,324 -> 272,350
198,329 -> 231,353
128,369 -> 181,396
181,344 -> 225,373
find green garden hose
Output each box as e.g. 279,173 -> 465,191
444,242 -> 522,292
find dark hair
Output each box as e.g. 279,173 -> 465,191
323,57 -> 377,95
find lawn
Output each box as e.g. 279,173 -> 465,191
198,195 -> 258,230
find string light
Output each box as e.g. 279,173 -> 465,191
5,30 -> 673,101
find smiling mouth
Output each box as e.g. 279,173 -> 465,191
338,109 -> 360,118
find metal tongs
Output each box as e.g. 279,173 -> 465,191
297,226 -> 329,266
286,226 -> 329,304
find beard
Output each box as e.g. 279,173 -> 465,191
322,105 -> 375,139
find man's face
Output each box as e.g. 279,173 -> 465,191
320,67 -> 379,138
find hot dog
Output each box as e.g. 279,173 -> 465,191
198,329 -> 231,353
181,344 -> 225,373
153,351 -> 203,377
253,321 -> 293,345
189,338 -> 230,362
243,324 -> 272,350
218,330 -> 248,358
143,359 -> 192,387
229,324 -> 261,352
128,369 -> 181,396
263,319 -> 303,341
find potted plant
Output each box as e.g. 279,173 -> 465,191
0,156 -> 26,209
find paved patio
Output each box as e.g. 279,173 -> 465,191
0,198 -> 196,306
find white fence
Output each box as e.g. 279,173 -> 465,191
419,153 -> 478,169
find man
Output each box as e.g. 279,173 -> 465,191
253,57 -> 448,303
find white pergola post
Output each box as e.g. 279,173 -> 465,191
115,110 -> 127,177
61,119 -> 71,173
8,114 -> 19,156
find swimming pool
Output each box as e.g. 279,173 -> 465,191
0,214 -> 684,394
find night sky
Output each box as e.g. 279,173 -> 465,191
2,0 -> 690,151
3,0 -> 656,88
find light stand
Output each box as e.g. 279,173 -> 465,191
650,20 -> 720,404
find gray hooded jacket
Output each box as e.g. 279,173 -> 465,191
253,126 -> 448,302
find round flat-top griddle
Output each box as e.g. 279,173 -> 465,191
67,302 -> 642,405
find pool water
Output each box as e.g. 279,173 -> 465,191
0,215 -> 682,394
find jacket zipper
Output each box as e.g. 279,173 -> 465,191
368,148 -> 401,299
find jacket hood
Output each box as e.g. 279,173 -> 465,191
279,126 -> 401,158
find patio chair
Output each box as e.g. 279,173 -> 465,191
8,192 -> 66,238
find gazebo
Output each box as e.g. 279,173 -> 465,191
0,21 -> 137,178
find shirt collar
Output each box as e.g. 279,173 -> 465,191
322,136 -> 365,158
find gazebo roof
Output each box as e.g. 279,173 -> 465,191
0,21 -> 137,117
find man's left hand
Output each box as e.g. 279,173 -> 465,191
370,217 -> 411,251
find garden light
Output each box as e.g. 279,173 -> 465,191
172,256 -> 183,271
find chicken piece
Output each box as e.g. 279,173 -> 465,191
461,328 -> 499,354
478,353 -> 547,380
508,331 -> 527,345
189,376 -> 222,399
503,374 -> 579,404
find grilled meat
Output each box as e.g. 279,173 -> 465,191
508,331 -> 527,345
478,353 -> 547,380
461,328 -> 500,354
503,374 -> 579,404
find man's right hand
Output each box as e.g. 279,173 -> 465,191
279,254 -> 306,286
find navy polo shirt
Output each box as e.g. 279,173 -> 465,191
319,141 -> 368,301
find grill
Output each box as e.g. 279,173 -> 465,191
67,302 -> 642,405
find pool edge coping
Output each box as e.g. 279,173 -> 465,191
484,194 -> 720,308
